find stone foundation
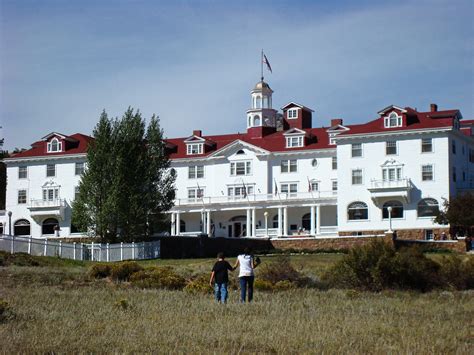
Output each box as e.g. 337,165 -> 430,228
340,228 -> 452,241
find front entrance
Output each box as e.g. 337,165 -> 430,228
228,215 -> 247,238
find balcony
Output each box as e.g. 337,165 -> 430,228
27,199 -> 66,220
174,190 -> 337,207
367,178 -> 412,203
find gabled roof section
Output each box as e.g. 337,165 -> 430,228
327,124 -> 350,132
281,102 -> 314,112
8,133 -> 93,159
283,128 -> 306,136
183,135 -> 206,143
208,140 -> 270,158
41,132 -> 78,142
377,105 -> 407,115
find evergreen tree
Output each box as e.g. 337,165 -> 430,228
435,193 -> 474,235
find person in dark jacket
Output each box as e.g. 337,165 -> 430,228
209,252 -> 234,303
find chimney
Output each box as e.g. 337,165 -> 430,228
192,130 -> 202,137
331,118 -> 343,127
430,104 -> 438,112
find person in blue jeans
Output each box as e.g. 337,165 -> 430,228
209,252 -> 234,303
233,248 -> 261,302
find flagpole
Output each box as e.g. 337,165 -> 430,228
261,49 -> 264,81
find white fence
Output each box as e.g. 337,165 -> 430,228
0,235 -> 160,262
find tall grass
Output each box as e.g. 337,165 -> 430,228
1,258 -> 473,353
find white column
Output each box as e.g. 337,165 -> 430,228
283,207 -> 288,237
206,210 -> 211,236
278,207 -> 283,236
246,209 -> 251,237
176,211 -> 181,236
201,210 -> 205,233
316,205 -> 321,235
171,213 -> 176,235
310,205 -> 316,236
251,208 -> 256,237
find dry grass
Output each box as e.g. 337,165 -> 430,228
0,253 -> 473,353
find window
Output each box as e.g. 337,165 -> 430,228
228,185 -> 253,198
286,136 -> 304,148
75,162 -> 85,175
382,167 -> 402,181
348,202 -> 368,220
310,181 -> 319,192
421,138 -> 432,153
288,109 -> 298,119
311,158 -> 318,168
332,180 -> 338,192
47,138 -> 62,152
332,156 -> 337,170
452,140 -> 456,154
188,165 -> 204,179
74,186 -> 80,200
186,143 -> 203,155
425,229 -> 434,240
42,187 -> 59,201
46,164 -> 56,177
18,166 -> 27,179
386,141 -> 397,155
14,219 -> 30,236
351,143 -> 362,157
280,183 -> 298,196
382,200 -> 404,219
452,167 -> 457,182
281,159 -> 297,173
42,218 -> 59,235
417,198 -> 439,217
188,188 -> 204,200
384,112 -> 402,128
352,169 -> 363,185
18,190 -> 27,204
421,165 -> 433,181
230,161 -> 252,176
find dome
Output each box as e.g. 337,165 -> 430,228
254,80 -> 271,91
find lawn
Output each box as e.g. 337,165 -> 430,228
1,252 -> 472,353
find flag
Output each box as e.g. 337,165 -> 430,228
196,182 -> 203,198
263,53 -> 272,73
242,180 -> 247,198
274,178 -> 279,195
307,177 -> 312,192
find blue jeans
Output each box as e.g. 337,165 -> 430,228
239,276 -> 254,302
214,283 -> 228,303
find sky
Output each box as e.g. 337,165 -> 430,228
0,0 -> 473,151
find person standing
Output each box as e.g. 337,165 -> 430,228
233,247 -> 261,303
209,252 -> 233,303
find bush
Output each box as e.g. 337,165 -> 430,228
130,266 -> 186,290
88,264 -> 112,279
0,252 -> 41,267
0,299 -> 14,322
323,240 -> 442,292
254,279 -> 274,291
114,298 -> 131,310
110,261 -> 143,282
438,255 -> 474,290
184,274 -> 212,294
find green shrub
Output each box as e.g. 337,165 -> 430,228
438,255 -> 474,290
184,274 -> 212,294
254,279 -> 274,291
110,261 -> 143,282
114,298 -> 131,310
130,266 -> 186,290
322,240 -> 442,292
274,280 -> 297,290
0,299 -> 13,322
88,264 -> 112,279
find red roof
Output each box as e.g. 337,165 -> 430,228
9,133 -> 93,159
337,108 -> 460,137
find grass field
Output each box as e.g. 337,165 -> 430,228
1,253 -> 473,353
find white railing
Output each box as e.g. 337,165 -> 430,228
175,190 -> 337,206
320,226 -> 338,234
255,228 -> 279,237
0,235 -> 160,261
369,178 -> 412,190
28,199 -> 66,209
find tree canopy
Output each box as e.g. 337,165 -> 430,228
72,108 -> 176,242
435,192 -> 474,235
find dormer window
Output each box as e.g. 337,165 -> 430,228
47,138 -> 62,153
186,143 -> 203,155
286,136 -> 304,148
384,112 -> 402,128
288,109 -> 298,119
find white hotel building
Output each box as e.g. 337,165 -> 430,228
2,79 -> 473,240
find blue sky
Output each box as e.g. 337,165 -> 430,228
1,0 -> 473,151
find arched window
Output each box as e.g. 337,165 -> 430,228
236,149 -> 245,155
47,138 -> 62,152
348,202 -> 368,220
14,219 -> 31,236
272,215 -> 279,228
253,115 -> 260,126
417,198 -> 439,217
263,96 -> 268,108
248,116 -> 252,127
256,96 -> 261,109
302,213 -> 310,230
383,200 -> 404,219
42,218 -> 59,235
